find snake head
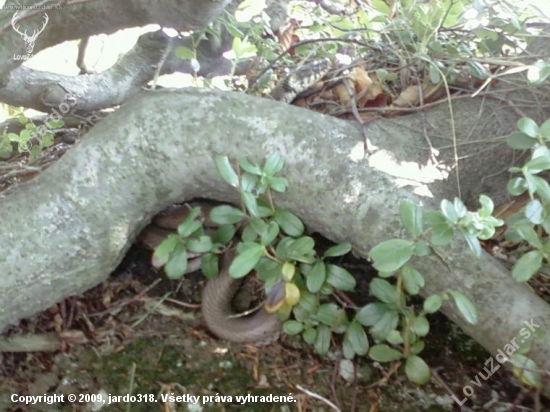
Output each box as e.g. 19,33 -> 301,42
271,57 -> 332,103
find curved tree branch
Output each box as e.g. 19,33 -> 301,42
0,0 -> 233,86
1,88 -> 549,396
0,0 -> 286,111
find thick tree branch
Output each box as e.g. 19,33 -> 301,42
1,89 -> 550,396
0,1 -> 285,111
0,0 -> 233,86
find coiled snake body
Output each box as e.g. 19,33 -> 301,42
137,204 -> 282,345
139,61 -> 330,344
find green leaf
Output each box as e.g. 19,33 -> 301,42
306,260 -> 326,293
449,291 -> 478,324
458,229 -> 482,257
151,235 -> 178,268
533,176 -> 550,203
274,208 -> 304,237
414,240 -> 430,257
201,253 -> 219,279
263,153 -> 285,175
7,132 -> 21,142
283,320 -> 304,335
507,177 -> 527,196
229,244 -> 264,278
342,336 -> 355,360
428,64 -> 440,83
281,261 -> 295,282
261,221 -> 279,246
516,224 -> 543,248
423,295 -> 443,313
478,194 -> 494,217
511,250 -> 543,282
386,330 -> 403,345
453,198 -> 468,218
517,117 -> 539,138
526,156 -> 550,174
467,61 -> 489,79
296,291 -> 318,314
18,114 -> 28,125
302,326 -> 317,344
355,303 -> 390,326
248,218 -> 267,236
215,156 -> 239,187
411,316 -> 430,336
316,303 -> 342,327
399,200 -> 423,237
314,325 -> 331,355
267,176 -> 289,192
185,236 -> 213,254
174,46 -> 195,60
19,129 -> 30,142
209,205 -> 246,225
212,225 -> 236,245
242,191 -> 260,217
410,340 -> 425,356
425,211 -> 453,246
323,242 -> 352,258
326,264 -> 356,291
255,258 -> 281,281
256,203 -> 274,218
238,158 -> 262,175
371,0 -> 391,14
0,137 -> 13,158
440,199 -> 459,223
525,172 -> 541,195
164,245 -> 188,279
41,133 -> 54,147
369,239 -> 415,272
405,356 -> 431,384
241,223 -> 258,243
370,278 -> 399,305
401,265 -> 425,295
507,132 -> 535,149
177,220 -> 202,238
370,311 -> 399,341
540,118 -> 550,138
287,236 -> 315,259
345,321 -> 369,356
240,172 -> 258,192
509,355 -> 542,388
368,344 -> 402,362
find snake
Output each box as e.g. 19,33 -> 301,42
138,60 -> 331,344
137,203 -> 283,345
269,57 -> 332,103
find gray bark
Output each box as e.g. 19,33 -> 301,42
0,0 -> 287,111
1,87 -> 550,396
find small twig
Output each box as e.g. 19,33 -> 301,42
295,384 -> 342,412
431,367 -> 463,403
150,34 -> 175,90
342,75 -> 370,155
88,278 -> 162,317
330,360 -> 342,410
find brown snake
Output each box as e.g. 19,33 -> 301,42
137,203 -> 281,345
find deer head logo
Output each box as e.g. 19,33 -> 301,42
11,11 -> 49,54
